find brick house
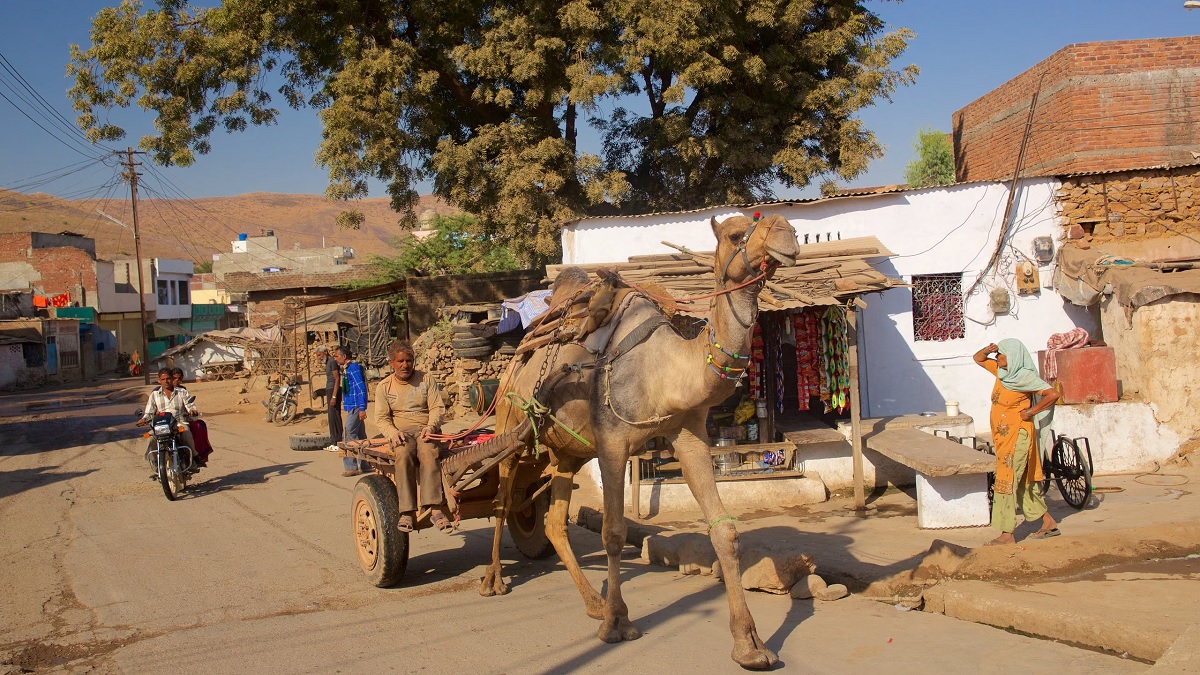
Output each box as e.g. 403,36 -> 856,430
223,267 -> 377,328
948,35 -> 1200,467
953,35 -> 1200,182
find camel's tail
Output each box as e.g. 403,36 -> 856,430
442,418 -> 533,491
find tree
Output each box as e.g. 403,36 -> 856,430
903,128 -> 955,188
380,213 -> 519,278
346,212 -> 519,319
70,1 -> 916,264
195,260 -> 213,273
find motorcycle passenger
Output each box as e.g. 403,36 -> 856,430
172,366 -> 214,468
374,339 -> 449,532
138,369 -> 199,474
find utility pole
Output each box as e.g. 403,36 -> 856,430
121,147 -> 151,385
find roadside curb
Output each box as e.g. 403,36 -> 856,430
574,506 -> 665,549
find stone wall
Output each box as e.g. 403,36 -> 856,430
1099,293 -> 1200,447
1057,166 -> 1200,244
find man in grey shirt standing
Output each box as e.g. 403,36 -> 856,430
318,345 -> 343,452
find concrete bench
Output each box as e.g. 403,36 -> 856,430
866,427 -> 995,529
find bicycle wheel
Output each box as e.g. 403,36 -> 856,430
1053,436 -> 1092,509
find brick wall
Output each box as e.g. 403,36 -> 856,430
953,36 -> 1200,182
0,233 -> 99,304
407,269 -> 547,335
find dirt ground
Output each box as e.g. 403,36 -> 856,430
0,374 -> 1191,673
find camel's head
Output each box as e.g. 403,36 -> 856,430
710,213 -> 800,284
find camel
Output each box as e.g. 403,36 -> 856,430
482,213 -> 801,670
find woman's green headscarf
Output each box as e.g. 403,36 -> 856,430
996,338 -> 1055,451
997,338 -> 1052,392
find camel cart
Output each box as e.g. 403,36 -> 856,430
339,423 -> 551,587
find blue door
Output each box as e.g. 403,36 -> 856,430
46,336 -> 58,375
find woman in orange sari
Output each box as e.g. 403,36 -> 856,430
974,339 -> 1061,545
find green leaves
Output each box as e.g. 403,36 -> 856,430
71,0 -> 916,265
903,127 -> 955,188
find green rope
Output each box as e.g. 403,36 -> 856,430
707,515 -> 739,532
505,392 -> 591,456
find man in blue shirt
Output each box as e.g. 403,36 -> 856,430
333,346 -> 371,477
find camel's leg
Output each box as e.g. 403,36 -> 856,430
674,421 -> 777,670
595,451 -> 641,643
479,452 -> 520,597
544,456 -> 604,619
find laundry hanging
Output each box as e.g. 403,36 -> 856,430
748,324 -> 765,401
819,307 -> 850,413
774,316 -> 785,414
793,312 -> 821,411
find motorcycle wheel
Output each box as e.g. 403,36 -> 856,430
158,451 -> 182,501
274,400 -> 297,426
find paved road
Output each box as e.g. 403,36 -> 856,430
0,381 -> 1146,673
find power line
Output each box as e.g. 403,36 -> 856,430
0,49 -> 117,154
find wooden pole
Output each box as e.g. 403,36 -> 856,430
124,147 -> 151,385
846,303 -> 866,510
303,304 -> 312,402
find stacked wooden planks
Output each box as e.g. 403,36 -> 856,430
545,236 -> 901,312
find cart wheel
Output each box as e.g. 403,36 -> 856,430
1053,436 -> 1092,510
352,475 -> 408,587
507,480 -> 554,560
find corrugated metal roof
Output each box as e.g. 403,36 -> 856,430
1059,158 -> 1200,179
565,179 -> 998,225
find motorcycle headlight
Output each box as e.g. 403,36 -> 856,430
153,423 -> 172,437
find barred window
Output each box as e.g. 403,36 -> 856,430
912,273 -> 965,342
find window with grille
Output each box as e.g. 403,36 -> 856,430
912,273 -> 965,342
157,280 -> 169,305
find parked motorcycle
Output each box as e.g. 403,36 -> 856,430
262,378 -> 299,426
136,396 -> 198,501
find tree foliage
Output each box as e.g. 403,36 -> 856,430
379,213 -> 519,278
346,212 -> 518,319
70,0 -> 917,264
903,128 -> 955,188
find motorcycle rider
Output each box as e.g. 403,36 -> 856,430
137,369 -> 200,474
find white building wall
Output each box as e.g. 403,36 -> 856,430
563,178 -> 1098,427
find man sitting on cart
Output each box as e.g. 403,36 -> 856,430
374,339 -> 450,532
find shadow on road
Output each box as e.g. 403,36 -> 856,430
185,461 -> 311,496
0,465 -> 97,500
0,411 -> 135,456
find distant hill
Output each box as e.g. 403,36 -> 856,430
0,189 -> 458,263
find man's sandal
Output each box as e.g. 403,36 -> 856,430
1028,528 -> 1061,540
430,510 -> 453,532
397,514 -> 414,533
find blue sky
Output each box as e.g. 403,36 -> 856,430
0,1 -> 1195,204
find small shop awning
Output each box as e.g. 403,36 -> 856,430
55,307 -> 97,323
191,303 -> 226,318
153,321 -> 195,338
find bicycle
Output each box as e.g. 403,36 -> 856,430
975,433 -> 1093,510
1041,434 -> 1093,509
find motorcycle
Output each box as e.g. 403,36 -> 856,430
136,396 -> 198,501
262,378 -> 299,426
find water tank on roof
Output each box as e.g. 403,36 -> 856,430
238,233 -> 247,241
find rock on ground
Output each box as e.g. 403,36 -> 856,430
643,532 -> 815,594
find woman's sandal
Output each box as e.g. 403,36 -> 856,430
1028,527 -> 1061,540
397,514 -> 414,533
